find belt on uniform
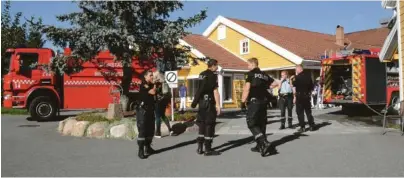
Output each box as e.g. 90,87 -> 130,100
296,92 -> 311,96
249,97 -> 267,103
279,93 -> 293,97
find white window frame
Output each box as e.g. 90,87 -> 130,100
223,74 -> 233,103
240,38 -> 250,55
218,25 -> 226,40
187,79 -> 199,102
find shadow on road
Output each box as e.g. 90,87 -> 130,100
155,135 -> 219,154
26,115 -> 76,122
212,133 -> 273,153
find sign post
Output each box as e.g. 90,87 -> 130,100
165,71 -> 178,121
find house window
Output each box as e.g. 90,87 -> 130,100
187,79 -> 200,101
240,39 -> 250,54
218,25 -> 226,40
223,76 -> 233,102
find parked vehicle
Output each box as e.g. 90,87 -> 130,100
320,51 -> 400,115
2,47 -> 155,120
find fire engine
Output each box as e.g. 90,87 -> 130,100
2,47 -> 155,120
320,49 -> 400,115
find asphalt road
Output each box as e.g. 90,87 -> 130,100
2,109 -> 404,177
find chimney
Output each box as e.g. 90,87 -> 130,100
336,25 -> 344,46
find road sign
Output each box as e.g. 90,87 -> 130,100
165,71 -> 178,88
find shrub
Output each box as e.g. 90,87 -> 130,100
76,112 -> 121,124
173,112 -> 196,122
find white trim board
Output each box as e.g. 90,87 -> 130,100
396,0 -> 403,101
379,22 -> 398,61
203,16 -> 305,65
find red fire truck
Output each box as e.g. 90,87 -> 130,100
2,47 -> 155,120
320,50 -> 400,115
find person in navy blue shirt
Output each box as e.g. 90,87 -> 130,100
179,84 -> 187,113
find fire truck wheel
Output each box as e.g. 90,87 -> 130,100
388,93 -> 400,115
128,101 -> 137,111
29,96 -> 57,121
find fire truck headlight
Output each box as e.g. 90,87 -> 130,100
3,94 -> 11,100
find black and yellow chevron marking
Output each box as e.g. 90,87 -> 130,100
351,57 -> 362,101
322,60 -> 333,100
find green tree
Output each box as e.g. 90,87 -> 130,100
1,1 -> 45,75
43,1 -> 207,95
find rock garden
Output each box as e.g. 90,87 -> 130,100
58,110 -> 198,140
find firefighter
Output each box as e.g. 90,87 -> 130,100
241,58 -> 275,157
291,65 -> 316,132
137,69 -> 157,159
191,59 -> 221,156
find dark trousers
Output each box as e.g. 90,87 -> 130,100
296,94 -> 315,128
196,99 -> 217,142
136,107 -> 155,142
246,100 -> 267,140
278,94 -> 293,125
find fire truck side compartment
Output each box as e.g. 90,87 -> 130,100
365,57 -> 387,105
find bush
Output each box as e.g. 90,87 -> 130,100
76,112 -> 121,124
1,107 -> 28,115
173,112 -> 196,122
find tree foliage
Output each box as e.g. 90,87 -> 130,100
1,0 -> 45,75
42,1 -> 207,94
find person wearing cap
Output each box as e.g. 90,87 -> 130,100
191,59 -> 221,156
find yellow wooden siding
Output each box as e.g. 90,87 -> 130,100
401,2 -> 404,93
208,23 -> 295,68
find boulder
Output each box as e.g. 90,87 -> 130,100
110,124 -> 129,138
62,119 -> 77,136
106,103 -> 124,120
58,119 -> 68,133
86,122 -> 108,139
71,121 -> 90,137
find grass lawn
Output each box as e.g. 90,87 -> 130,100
1,107 -> 28,115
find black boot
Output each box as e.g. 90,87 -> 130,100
196,137 -> 204,155
250,143 -> 259,152
138,140 -> 147,159
297,127 -> 306,133
145,139 -> 156,156
204,140 -> 221,156
258,137 -> 272,157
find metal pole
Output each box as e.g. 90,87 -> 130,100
171,87 -> 174,121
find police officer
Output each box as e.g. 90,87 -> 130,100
291,65 -> 316,132
137,69 -> 157,159
275,71 -> 294,130
191,59 -> 221,156
241,58 -> 275,157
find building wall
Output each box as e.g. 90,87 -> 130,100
400,1 -> 404,100
207,23 -> 295,68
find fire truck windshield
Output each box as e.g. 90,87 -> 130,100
5,52 -> 12,73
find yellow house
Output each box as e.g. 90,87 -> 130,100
178,16 -> 389,109
380,0 -> 403,101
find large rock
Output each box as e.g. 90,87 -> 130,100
86,122 -> 108,139
71,121 -> 90,137
58,119 -> 67,133
110,124 -> 129,138
106,103 -> 124,120
62,119 -> 77,136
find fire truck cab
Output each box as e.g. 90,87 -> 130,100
3,47 -> 155,120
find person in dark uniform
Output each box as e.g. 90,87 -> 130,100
241,58 -> 275,157
274,71 -> 294,130
137,69 -> 157,159
291,65 -> 316,132
191,59 -> 221,156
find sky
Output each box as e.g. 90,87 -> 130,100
2,1 -> 394,51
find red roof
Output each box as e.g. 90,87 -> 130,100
227,17 -> 390,60
182,34 -> 249,70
